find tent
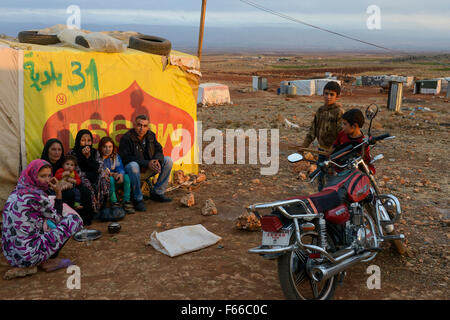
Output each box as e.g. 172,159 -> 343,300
288,80 -> 315,96
0,39 -> 201,208
314,79 -> 341,95
197,83 -> 231,106
413,80 -> 441,94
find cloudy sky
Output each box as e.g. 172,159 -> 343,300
1,0 -> 449,52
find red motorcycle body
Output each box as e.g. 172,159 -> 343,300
287,169 -> 371,225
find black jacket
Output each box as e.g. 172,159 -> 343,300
118,129 -> 164,169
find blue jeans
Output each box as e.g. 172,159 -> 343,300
125,156 -> 173,202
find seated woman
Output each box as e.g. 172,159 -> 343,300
98,137 -> 135,214
41,138 -> 94,225
68,130 -> 110,217
2,159 -> 83,280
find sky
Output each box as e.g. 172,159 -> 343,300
1,0 -> 449,52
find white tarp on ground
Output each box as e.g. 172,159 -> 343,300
288,80 -> 315,96
314,79 -> 342,95
197,83 -> 230,106
148,224 -> 222,257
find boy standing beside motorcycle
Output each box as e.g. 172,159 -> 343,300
300,81 -> 344,191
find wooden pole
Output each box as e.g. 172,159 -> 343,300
197,0 -> 207,61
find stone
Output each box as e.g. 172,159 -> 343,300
308,164 -> 317,174
195,173 -> 207,183
173,170 -> 190,185
292,161 -> 310,173
298,172 -> 307,181
235,212 -> 261,231
201,199 -> 218,216
180,193 -> 195,207
304,152 -> 315,161
251,179 -> 261,184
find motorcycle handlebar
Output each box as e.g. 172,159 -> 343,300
369,133 -> 390,145
329,144 -> 353,160
309,133 -> 390,180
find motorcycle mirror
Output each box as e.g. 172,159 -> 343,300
288,153 -> 303,163
365,104 -> 379,120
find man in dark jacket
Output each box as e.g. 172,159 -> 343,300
119,115 -> 173,211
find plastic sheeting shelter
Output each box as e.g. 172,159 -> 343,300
414,80 -> 441,94
197,83 -> 230,106
315,79 -> 342,95
288,80 -> 315,96
0,40 -> 201,208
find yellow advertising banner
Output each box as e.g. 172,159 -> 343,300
22,46 -> 199,175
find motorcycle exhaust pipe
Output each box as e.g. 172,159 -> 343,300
310,251 -> 372,282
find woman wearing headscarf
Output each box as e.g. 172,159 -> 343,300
41,138 -> 94,225
68,129 -> 110,215
2,159 -> 83,279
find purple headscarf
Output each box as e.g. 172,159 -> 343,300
15,159 -> 52,196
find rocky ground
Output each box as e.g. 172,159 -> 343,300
0,53 -> 448,300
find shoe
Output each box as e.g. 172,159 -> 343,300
111,206 -> 126,221
123,201 -> 135,214
150,192 -> 172,203
134,200 -> 147,212
99,207 -> 113,222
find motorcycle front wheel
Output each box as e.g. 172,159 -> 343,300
277,231 -> 338,300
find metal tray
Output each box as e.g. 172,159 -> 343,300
73,229 -> 102,242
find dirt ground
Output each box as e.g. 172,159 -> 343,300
1,53 -> 449,300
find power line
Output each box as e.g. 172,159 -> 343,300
239,0 -> 396,52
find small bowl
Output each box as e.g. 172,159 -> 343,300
73,229 -> 102,242
108,222 -> 121,234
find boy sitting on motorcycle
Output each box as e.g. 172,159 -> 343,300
329,108 -> 376,175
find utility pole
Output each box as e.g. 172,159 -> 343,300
197,0 -> 207,61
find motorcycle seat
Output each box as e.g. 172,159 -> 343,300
286,189 -> 342,214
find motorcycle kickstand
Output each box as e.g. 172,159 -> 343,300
337,271 -> 347,286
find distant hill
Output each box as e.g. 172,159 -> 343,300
1,22 -> 449,53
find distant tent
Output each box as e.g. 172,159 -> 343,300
197,83 -> 231,106
414,80 -> 441,94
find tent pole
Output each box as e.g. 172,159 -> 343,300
197,0 -> 207,61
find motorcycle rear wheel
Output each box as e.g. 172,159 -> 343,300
278,231 -> 338,300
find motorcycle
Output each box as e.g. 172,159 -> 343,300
247,104 -> 407,300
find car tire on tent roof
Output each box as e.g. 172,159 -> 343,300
128,35 -> 172,56
18,31 -> 61,45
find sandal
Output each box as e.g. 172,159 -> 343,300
41,258 -> 73,272
123,201 -> 135,214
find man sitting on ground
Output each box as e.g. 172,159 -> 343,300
119,115 -> 173,212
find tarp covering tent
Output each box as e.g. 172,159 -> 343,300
362,75 -> 414,87
0,40 -> 201,208
414,79 -> 441,94
288,80 -> 315,96
314,79 -> 341,95
197,83 -> 230,106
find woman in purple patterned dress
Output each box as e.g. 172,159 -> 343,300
2,159 -> 83,277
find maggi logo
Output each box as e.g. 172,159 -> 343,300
42,81 -> 195,162
67,120 -> 184,150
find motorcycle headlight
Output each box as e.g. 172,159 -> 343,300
380,195 -> 401,222
384,198 -> 397,216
